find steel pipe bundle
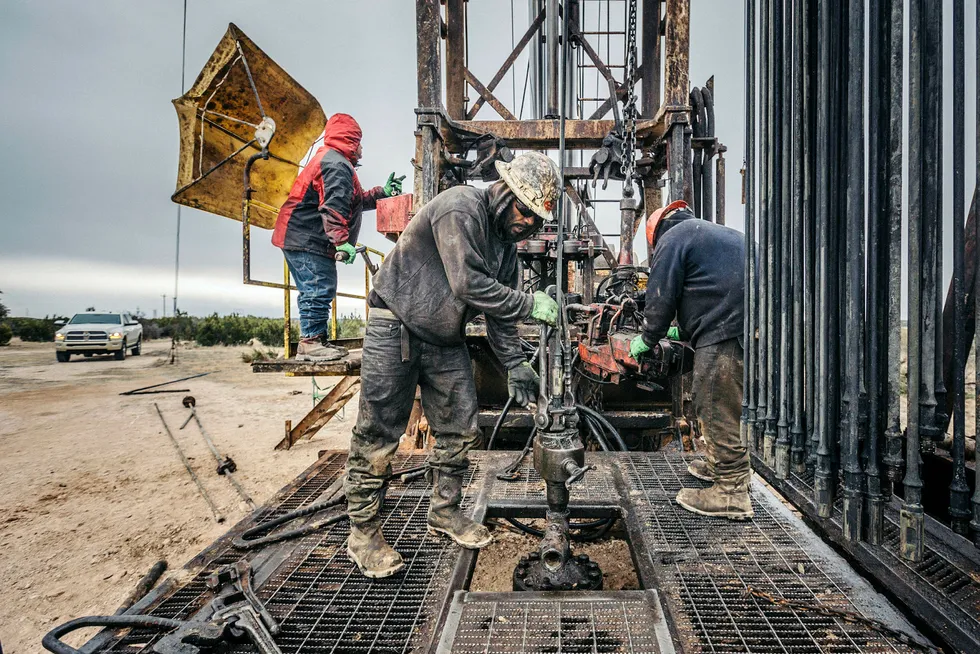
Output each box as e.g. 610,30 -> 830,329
743,0 -> 980,556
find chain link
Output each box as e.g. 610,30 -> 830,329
619,0 -> 639,192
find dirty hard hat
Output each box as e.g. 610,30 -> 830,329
495,152 -> 561,222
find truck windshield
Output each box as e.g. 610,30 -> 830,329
69,314 -> 122,325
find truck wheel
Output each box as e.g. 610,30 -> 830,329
56,351 -> 70,362
114,340 -> 127,360
132,337 -> 141,356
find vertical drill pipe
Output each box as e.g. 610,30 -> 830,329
973,0 -> 980,548
640,0 -> 662,118
841,0 -> 865,543
445,0 -> 466,120
789,0 -> 805,475
776,0 -> 792,478
765,0 -> 784,467
902,0 -> 925,562
932,0 -> 949,442
756,0 -> 770,452
973,0 -> 980,546
828,1 -> 845,486
949,0 -> 971,535
803,0 -> 817,470
813,0 -> 834,517
865,0 -> 887,544
702,87 -> 716,222
691,88 -> 705,218
716,151 -> 726,225
882,0 -> 905,487
743,0 -> 757,448
918,0 -> 941,453
546,0 -> 559,117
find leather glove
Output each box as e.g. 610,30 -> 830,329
530,291 -> 558,326
384,172 -> 406,197
667,326 -> 680,340
336,242 -> 357,264
507,361 -> 540,407
630,335 -> 652,360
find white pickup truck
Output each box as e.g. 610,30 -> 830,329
54,312 -> 143,362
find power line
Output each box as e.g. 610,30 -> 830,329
173,0 -> 187,320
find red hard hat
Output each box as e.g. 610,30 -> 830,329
646,200 -> 690,254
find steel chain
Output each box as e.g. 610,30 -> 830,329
620,0 -> 639,192
744,586 -> 940,654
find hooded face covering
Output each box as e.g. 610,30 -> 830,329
322,114 -> 362,165
487,180 -> 544,243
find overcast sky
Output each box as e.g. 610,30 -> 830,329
6,2 -> 972,322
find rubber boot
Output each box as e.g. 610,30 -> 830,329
686,459 -> 714,482
296,336 -> 347,362
676,478 -> 754,520
427,469 -> 492,549
347,518 -> 405,579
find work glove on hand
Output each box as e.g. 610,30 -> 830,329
384,173 -> 406,197
630,335 -> 652,360
530,291 -> 559,326
667,326 -> 680,340
507,361 -> 540,407
336,242 -> 357,264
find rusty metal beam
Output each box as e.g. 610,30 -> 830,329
663,0 -> 691,108
450,117 -> 666,149
276,376 -> 360,450
467,8 -> 547,120
446,0 -> 466,119
464,68 -> 517,120
640,0 -> 663,118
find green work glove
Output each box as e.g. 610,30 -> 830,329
667,326 -> 680,340
384,172 -> 406,197
630,335 -> 652,360
530,291 -> 559,326
507,361 -> 540,407
336,242 -> 357,264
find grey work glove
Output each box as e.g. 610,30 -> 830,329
507,361 -> 540,407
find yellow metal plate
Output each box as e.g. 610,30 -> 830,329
171,23 -> 325,229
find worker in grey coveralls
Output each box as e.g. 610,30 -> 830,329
344,152 -> 562,578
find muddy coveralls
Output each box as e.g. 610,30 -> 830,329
640,212 -> 750,518
344,184 -> 533,556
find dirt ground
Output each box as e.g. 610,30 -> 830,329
0,338 -> 353,653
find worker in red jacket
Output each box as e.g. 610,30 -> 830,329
272,113 -> 404,361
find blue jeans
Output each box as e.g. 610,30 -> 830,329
283,249 -> 337,339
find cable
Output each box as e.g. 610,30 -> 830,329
576,404 -> 629,452
583,412 -> 612,451
43,616 -> 185,654
170,0 -> 188,363
504,516 -> 616,541
486,395 -> 516,450
496,427 -> 537,481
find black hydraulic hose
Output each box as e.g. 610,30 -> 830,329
486,395 -> 516,451
583,414 -> 612,452
232,465 -> 428,550
497,428 -> 537,481
43,616 -> 184,654
576,404 -> 629,452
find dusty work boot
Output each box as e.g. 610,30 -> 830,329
676,479 -> 754,520
686,458 -> 714,482
296,336 -> 347,362
427,470 -> 492,549
347,518 -> 405,579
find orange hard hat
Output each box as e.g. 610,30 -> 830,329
646,200 -> 691,253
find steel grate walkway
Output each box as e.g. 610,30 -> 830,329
82,451 -> 948,654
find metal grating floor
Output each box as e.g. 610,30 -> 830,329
83,451 -> 942,654
436,591 -> 672,654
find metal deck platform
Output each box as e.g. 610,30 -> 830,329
82,452 -> 943,654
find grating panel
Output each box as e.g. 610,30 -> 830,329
437,591 -> 671,654
488,454 -> 619,503
624,454 -> 921,654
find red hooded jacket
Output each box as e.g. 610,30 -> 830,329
272,114 -> 385,257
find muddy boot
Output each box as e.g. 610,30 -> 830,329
347,518 -> 405,579
676,478 -> 754,520
427,470 -> 492,549
296,336 -> 347,362
686,459 -> 714,482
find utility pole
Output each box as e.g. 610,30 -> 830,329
162,294 -> 167,318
